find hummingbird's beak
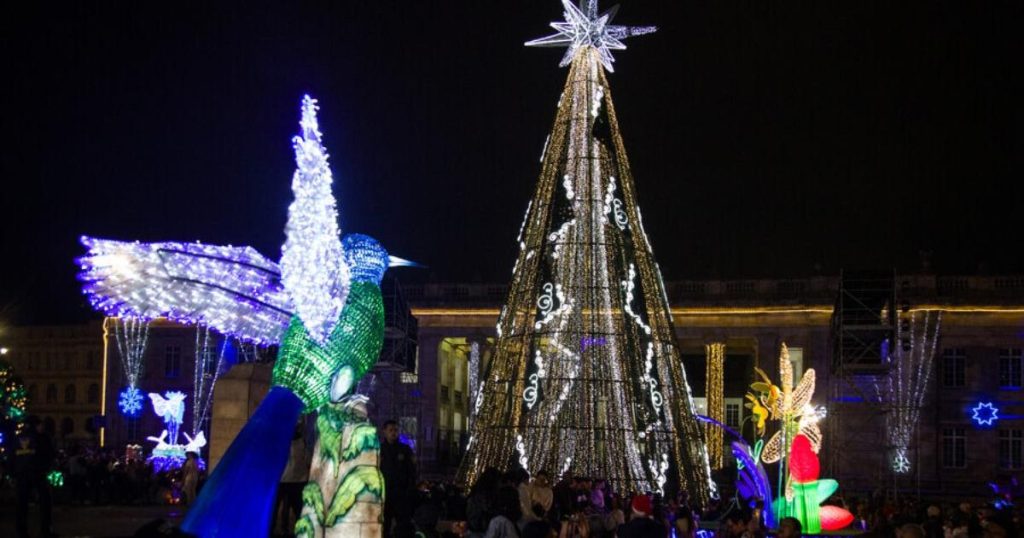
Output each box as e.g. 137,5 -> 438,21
388,255 -> 424,268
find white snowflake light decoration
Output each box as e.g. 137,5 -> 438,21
118,386 -> 144,417
892,449 -> 911,474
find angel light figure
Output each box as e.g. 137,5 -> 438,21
148,391 -> 186,446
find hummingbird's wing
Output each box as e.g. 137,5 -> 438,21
78,236 -> 293,344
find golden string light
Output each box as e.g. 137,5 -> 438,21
705,343 -> 725,469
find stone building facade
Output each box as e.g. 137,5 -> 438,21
3,321 -> 105,448
5,274 -> 1021,498
402,275 -> 1024,498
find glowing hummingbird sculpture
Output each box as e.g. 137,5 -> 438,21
77,95 -> 416,536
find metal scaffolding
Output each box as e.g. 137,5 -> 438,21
827,270 -> 896,494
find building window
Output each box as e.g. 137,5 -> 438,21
725,401 -> 742,429
942,427 -> 966,468
399,417 -> 418,449
788,347 -> 804,382
691,397 -> 708,417
65,384 -> 76,404
86,350 -> 98,370
61,417 -> 74,437
401,372 -> 419,384
999,349 -> 1023,389
1000,430 -> 1023,469
46,384 -> 57,404
28,384 -> 38,402
87,383 -> 100,405
454,390 -> 463,410
165,346 -> 182,378
440,385 -> 449,403
942,349 -> 966,388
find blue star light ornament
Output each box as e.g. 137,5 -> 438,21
971,401 -> 999,426
525,0 -> 657,72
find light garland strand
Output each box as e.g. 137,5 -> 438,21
114,317 -> 150,388
192,325 -> 228,437
882,310 -> 942,474
705,343 -> 726,469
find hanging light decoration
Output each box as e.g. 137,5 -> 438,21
192,325 -> 229,438
878,310 -> 941,474
112,316 -> 150,418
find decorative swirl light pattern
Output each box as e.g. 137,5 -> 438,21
538,283 -> 555,317
523,350 -> 547,410
535,283 -> 572,330
641,342 -> 664,411
648,453 -> 669,495
612,199 -> 628,230
516,434 -> 530,471
622,264 -> 651,335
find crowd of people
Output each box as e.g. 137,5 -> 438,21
381,467 -> 1024,538
4,416 -> 1024,538
2,416 -> 205,537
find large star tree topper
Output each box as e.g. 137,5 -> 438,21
525,0 -> 657,72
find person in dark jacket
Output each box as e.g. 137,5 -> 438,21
13,415 -> 56,538
380,419 -> 417,538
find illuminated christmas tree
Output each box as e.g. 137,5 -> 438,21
459,0 -> 714,499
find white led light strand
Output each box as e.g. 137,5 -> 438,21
114,316 -> 150,388
591,84 -> 605,117
881,310 -> 942,474
468,342 -> 481,428
192,325 -> 228,437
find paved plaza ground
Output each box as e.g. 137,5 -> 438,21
0,502 -> 186,537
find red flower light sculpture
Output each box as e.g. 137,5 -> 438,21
785,434 -> 854,532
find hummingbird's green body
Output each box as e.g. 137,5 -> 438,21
273,281 -> 385,413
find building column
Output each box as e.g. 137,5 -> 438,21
415,333 -> 444,470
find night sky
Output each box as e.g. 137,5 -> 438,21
2,1 -> 1021,325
